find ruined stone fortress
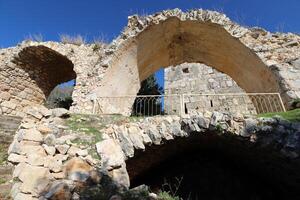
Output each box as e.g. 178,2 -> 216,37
1,9 -> 300,200
1,9 -> 300,117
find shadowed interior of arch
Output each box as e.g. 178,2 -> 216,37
12,45 -> 76,105
126,132 -> 300,199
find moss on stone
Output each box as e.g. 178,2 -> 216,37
0,145 -> 8,165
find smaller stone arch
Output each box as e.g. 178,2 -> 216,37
13,45 -> 76,98
0,45 -> 76,116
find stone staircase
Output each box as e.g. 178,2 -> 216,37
0,115 -> 22,199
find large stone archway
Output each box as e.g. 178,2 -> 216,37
91,9 -> 300,114
101,18 -> 277,94
1,9 -> 300,116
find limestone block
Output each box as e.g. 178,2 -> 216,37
27,154 -> 45,166
26,108 -> 43,119
145,125 -> 162,145
111,163 -> 130,189
116,126 -> 134,157
20,144 -> 47,157
8,153 -> 27,163
1,101 -> 17,109
67,146 -> 81,157
51,108 -> 70,118
0,91 -> 10,100
37,125 -> 52,134
43,144 -> 56,156
127,126 -> 145,149
8,140 -> 21,154
18,164 -> 51,195
15,193 -> 37,200
44,134 -> 56,146
55,144 -> 70,155
44,155 -> 63,173
22,129 -> 43,142
96,139 -> 125,169
76,149 -> 88,157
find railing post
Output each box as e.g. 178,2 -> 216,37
277,93 -> 286,112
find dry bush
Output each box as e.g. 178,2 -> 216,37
92,35 -> 107,51
24,33 -> 43,42
60,34 -> 86,45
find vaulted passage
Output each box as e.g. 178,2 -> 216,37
126,133 -> 300,199
13,46 -> 75,99
98,18 -> 280,97
95,18 -> 282,114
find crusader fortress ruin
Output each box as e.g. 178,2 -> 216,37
0,9 -> 300,200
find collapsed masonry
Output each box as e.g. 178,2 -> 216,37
1,9 -> 300,116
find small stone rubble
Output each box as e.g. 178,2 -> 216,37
8,106 -> 101,200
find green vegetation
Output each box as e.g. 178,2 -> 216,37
46,85 -> 74,109
291,98 -> 300,109
157,192 -> 180,200
258,108 -> 300,122
0,177 -> 6,185
0,145 -> 8,165
132,74 -> 164,116
66,114 -> 103,142
60,34 -> 86,45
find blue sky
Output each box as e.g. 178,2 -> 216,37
1,0 -> 299,88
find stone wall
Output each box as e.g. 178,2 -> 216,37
165,63 -> 244,94
90,9 -> 300,114
164,63 -> 257,115
0,41 -> 107,116
7,106 -> 300,199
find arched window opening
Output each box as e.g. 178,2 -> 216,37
46,79 -> 75,110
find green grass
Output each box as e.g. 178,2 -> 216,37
0,145 -> 8,165
65,114 -> 144,158
0,177 -> 6,184
258,109 -> 300,122
157,192 -> 180,200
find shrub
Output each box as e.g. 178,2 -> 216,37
46,85 -> 74,109
24,33 -> 43,42
291,98 -> 300,109
157,191 -> 180,200
60,34 -> 86,45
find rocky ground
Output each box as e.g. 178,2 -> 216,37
0,115 -> 22,199
3,105 -> 300,199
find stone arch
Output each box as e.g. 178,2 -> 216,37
93,10 -> 284,113
126,133 -> 282,199
97,113 -> 300,198
13,45 -> 76,98
0,45 -> 75,115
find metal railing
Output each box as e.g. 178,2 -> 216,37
92,93 -> 286,116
